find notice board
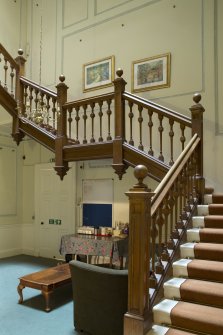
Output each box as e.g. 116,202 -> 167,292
82,179 -> 113,227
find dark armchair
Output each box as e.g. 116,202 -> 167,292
69,260 -> 128,335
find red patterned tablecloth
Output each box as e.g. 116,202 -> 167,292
59,234 -> 128,262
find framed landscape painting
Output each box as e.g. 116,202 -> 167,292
83,56 -> 115,92
132,53 -> 171,93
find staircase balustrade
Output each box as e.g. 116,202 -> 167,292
0,44 -> 20,98
0,44 -> 207,335
63,93 -> 114,144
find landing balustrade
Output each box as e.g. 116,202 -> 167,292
0,45 -> 205,335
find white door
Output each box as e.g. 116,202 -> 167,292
35,163 -> 76,259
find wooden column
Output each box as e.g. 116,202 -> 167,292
124,165 -> 154,335
189,93 -> 205,203
54,75 -> 69,180
112,69 -> 127,180
12,48 -> 26,145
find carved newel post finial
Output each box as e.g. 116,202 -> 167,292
59,74 -> 65,83
17,48 -> 24,56
193,92 -> 201,104
133,164 -> 149,190
116,68 -> 123,78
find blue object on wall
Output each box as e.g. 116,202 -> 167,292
83,204 -> 112,227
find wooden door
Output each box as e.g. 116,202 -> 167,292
35,163 -> 76,259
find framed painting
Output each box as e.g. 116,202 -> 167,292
83,56 -> 115,92
132,53 -> 171,93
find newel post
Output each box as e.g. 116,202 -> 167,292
190,93 -> 205,203
112,69 -> 127,180
12,49 -> 26,145
124,165 -> 154,335
54,75 -> 69,180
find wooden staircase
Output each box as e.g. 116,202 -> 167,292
1,43 -> 219,335
149,190 -> 223,335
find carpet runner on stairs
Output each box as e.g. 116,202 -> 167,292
147,191 -> 223,335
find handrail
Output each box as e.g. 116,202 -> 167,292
63,92 -> 114,109
20,76 -> 57,98
0,43 -> 19,70
151,133 -> 200,213
123,91 -> 191,127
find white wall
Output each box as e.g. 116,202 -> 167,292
24,0 -> 223,190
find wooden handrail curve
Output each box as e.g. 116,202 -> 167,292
0,43 -> 19,70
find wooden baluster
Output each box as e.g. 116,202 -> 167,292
45,95 -> 50,129
82,104 -> 88,144
29,87 -> 34,118
158,114 -> 164,161
90,102 -> 95,143
128,101 -> 134,145
138,105 -> 144,150
67,107 -> 73,140
174,177 -> 180,222
155,207 -> 165,274
98,101 -> 103,142
3,57 -> 8,91
180,124 -> 186,151
40,91 -> 45,126
10,65 -> 15,97
106,99 -> 112,140
179,173 -> 184,214
149,214 -> 158,289
191,152 -> 197,202
167,187 -> 175,250
186,163 -> 193,212
23,85 -> 28,117
148,109 -> 153,156
124,165 -> 154,335
161,197 -> 170,261
51,98 -> 56,133
34,88 -> 38,111
169,118 -> 174,165
75,106 -> 80,144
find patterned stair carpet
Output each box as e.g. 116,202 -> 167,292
148,192 -> 223,335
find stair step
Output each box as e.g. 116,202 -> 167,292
212,194 -> 223,204
197,205 -> 209,216
146,324 -> 195,335
164,278 -> 223,307
192,215 -> 223,228
173,258 -> 223,282
180,243 -> 196,258
199,228 -> 223,243
204,215 -> 223,228
146,325 -> 169,335
186,227 -> 223,243
204,193 -> 223,204
172,259 -> 192,277
186,228 -> 200,242
204,193 -> 213,204
164,277 -> 187,299
209,204 -> 223,215
180,242 -> 223,261
192,216 -> 204,228
153,299 -> 223,335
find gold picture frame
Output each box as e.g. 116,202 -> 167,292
83,56 -> 115,92
132,53 -> 171,93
